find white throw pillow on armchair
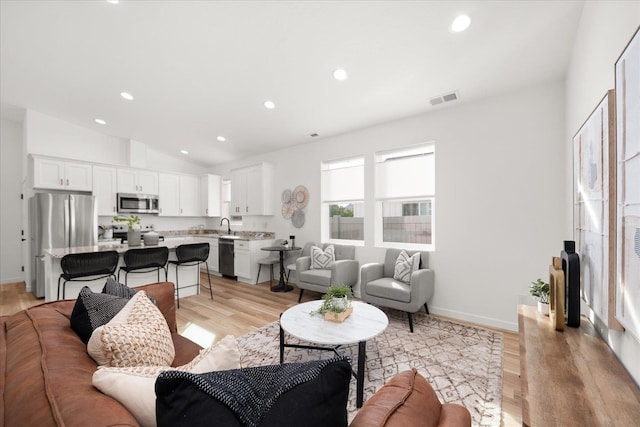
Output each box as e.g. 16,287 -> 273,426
393,250 -> 420,284
311,245 -> 335,269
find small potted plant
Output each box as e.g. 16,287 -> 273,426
113,215 -> 141,246
99,224 -> 113,239
311,285 -> 354,322
530,278 -> 550,315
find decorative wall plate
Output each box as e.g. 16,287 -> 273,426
292,185 -> 309,209
281,201 -> 294,219
292,209 -> 305,228
281,189 -> 292,204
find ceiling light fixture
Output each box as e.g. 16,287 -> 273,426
217,136 -> 226,142
180,150 -> 189,155
106,0 -> 119,4
95,118 -> 106,125
451,15 -> 471,33
120,92 -> 134,101
264,100 -> 275,109
333,69 -> 348,81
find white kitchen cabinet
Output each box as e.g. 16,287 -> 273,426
234,239 -> 275,284
234,240 -> 251,280
230,163 -> 274,216
179,175 -> 200,216
198,236 -> 219,273
93,166 -> 118,215
158,173 -> 180,216
117,168 -> 158,195
158,173 -> 200,217
32,157 -> 93,191
200,174 -> 221,217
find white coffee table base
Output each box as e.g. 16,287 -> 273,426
279,300 -> 388,408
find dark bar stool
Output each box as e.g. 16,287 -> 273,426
118,247 -> 169,285
58,251 -> 119,300
168,243 -> 212,308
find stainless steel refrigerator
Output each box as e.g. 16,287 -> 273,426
31,193 -> 98,298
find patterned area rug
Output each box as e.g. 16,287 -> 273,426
236,309 -> 503,426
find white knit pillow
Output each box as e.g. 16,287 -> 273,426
92,335 -> 241,427
311,245 -> 335,269
87,291 -> 175,367
393,250 -> 421,284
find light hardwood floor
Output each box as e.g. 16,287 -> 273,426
0,275 -> 522,426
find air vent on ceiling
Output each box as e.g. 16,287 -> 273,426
305,132 -> 319,139
429,91 -> 459,106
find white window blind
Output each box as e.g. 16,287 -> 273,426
322,156 -> 364,202
375,143 -> 434,199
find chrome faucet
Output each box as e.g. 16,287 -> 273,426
220,217 -> 231,235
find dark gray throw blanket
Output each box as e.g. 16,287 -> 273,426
156,357 -> 351,427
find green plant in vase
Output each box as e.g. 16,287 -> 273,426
113,215 -> 141,231
113,215 -> 142,245
311,285 -> 354,322
530,278 -> 550,315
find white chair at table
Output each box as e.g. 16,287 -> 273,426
256,238 -> 286,285
284,242 -> 316,285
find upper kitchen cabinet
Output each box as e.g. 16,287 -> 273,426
117,168 -> 158,195
200,174 -> 221,217
179,175 -> 200,216
158,173 -> 200,216
230,163 -> 274,216
93,165 -> 118,215
31,156 -> 93,191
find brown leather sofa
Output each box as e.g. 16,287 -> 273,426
1,281 -> 470,427
1,282 -> 200,427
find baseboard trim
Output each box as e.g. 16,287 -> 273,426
429,306 -> 518,332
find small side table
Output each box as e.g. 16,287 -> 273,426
260,245 -> 301,292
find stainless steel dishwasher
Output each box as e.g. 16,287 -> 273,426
218,238 -> 236,279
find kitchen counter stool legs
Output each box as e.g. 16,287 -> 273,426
168,243 -> 212,308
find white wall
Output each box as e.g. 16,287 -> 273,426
565,1 -> 640,385
23,109 -> 209,175
0,119 -> 25,284
212,79 -> 566,331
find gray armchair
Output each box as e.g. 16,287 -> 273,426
360,249 -> 434,332
295,244 -> 359,302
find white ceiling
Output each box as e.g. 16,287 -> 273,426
1,0 -> 584,166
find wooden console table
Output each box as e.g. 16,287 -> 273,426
518,305 -> 640,426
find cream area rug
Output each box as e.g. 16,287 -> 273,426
235,308 -> 503,426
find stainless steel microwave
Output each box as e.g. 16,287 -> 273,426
117,193 -> 159,214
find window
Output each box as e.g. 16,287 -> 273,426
375,143 -> 435,249
321,156 -> 364,244
221,179 -> 242,223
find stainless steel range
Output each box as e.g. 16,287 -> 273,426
112,224 -> 159,243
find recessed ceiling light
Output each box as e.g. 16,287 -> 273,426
106,0 -> 119,4
217,136 -> 226,142
120,92 -> 134,101
333,69 -> 348,81
264,100 -> 275,109
95,118 -> 106,125
180,150 -> 189,155
451,15 -> 471,33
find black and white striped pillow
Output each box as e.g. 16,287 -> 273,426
393,250 -> 420,284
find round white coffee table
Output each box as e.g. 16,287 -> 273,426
279,300 -> 388,407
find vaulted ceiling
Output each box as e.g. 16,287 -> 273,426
1,1 -> 584,166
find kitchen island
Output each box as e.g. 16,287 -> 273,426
43,236 -> 213,302
43,233 -> 277,301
